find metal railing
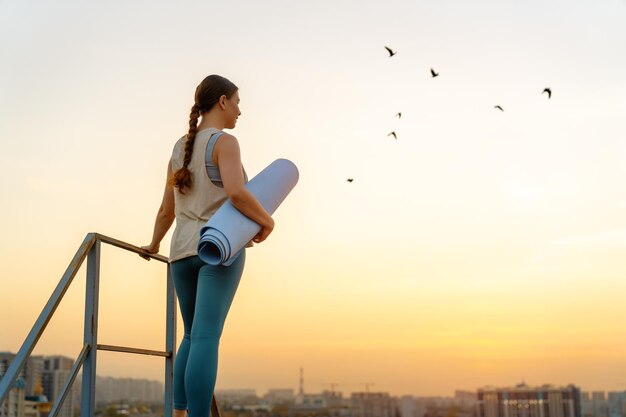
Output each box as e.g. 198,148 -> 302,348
0,233 -> 221,417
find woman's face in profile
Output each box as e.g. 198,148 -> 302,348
225,90 -> 241,129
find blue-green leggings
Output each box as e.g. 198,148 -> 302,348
170,251 -> 245,417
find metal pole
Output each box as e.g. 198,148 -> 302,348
164,263 -> 177,417
80,240 -> 101,417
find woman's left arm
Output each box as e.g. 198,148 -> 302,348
140,160 -> 175,259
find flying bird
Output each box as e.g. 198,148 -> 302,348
395,112 -> 402,118
347,178 -> 354,183
494,105 -> 504,112
430,68 -> 439,78
542,87 -> 552,99
384,46 -> 397,57
388,131 -> 397,140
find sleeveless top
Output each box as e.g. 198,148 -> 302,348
169,127 -> 248,263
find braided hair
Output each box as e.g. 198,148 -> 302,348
170,74 -> 238,194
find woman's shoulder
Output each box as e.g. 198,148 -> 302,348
212,133 -> 241,159
170,135 -> 187,164
214,132 -> 239,147
173,135 -> 186,148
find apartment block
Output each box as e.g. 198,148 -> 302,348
477,383 -> 581,417
351,392 -> 395,417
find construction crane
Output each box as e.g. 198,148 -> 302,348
321,381 -> 376,395
321,383 -> 340,394
352,382 -> 375,394
338,382 -> 377,393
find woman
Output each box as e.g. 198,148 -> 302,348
141,74 -> 274,417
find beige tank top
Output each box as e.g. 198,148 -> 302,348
169,127 -> 246,263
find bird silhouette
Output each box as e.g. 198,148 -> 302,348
347,178 -> 354,183
384,46 -> 397,57
388,131 -> 397,140
430,68 -> 439,78
494,105 -> 504,112
395,112 -> 402,118
542,88 -> 552,99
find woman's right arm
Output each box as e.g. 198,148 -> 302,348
140,160 -> 176,259
214,133 -> 274,243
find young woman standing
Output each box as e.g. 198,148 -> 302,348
141,74 -> 274,417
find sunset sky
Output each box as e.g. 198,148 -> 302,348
1,0 -> 626,397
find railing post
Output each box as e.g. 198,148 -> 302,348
81,239 -> 101,417
164,264 -> 177,417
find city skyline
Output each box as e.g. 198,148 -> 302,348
4,348 -> 626,417
3,351 -> 626,398
1,0 -> 626,397
7,372 -> 626,417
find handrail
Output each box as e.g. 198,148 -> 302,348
0,233 -> 212,417
0,233 -> 96,404
95,232 -> 169,263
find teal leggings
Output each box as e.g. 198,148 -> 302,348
171,251 -> 245,417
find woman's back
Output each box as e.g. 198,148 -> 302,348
169,127 -> 228,262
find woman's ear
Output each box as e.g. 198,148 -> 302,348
219,95 -> 227,110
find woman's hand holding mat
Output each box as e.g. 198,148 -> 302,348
198,158 -> 299,266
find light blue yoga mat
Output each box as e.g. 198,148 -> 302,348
198,158 -> 299,266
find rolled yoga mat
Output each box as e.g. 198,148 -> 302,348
198,158 -> 299,266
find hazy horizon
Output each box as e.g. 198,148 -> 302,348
3,346 -> 619,397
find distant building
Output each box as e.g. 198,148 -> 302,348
607,392 -> 626,417
351,392 -> 395,417
288,393 -> 329,417
1,353 -> 44,398
455,391 -> 478,408
591,392 -> 609,417
0,378 -> 26,417
1,352 -> 47,417
294,393 -> 326,409
477,383 -> 582,417
263,389 -> 295,405
215,389 -> 258,405
322,390 -> 344,408
416,395 -> 474,417
41,356 -> 76,417
582,393 -> 591,417
399,395 -> 426,417
418,396 -> 456,409
95,376 -> 163,403
24,357 -> 44,399
581,391 -> 610,417
3,351 -> 168,417
24,376 -> 52,417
